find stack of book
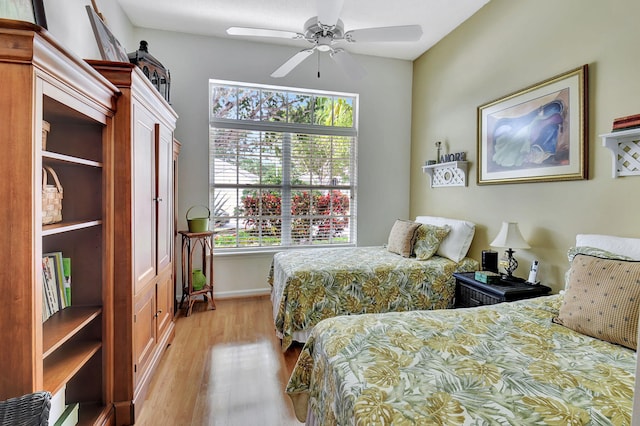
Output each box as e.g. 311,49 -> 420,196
612,113 -> 640,132
42,252 -> 71,322
49,385 -> 79,426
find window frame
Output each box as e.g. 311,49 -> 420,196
209,79 -> 358,253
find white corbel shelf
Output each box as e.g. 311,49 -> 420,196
422,161 -> 469,188
600,128 -> 640,178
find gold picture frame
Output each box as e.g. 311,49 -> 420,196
477,65 -> 588,185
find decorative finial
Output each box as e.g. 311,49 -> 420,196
435,141 -> 442,163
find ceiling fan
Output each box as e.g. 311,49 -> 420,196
226,0 -> 423,79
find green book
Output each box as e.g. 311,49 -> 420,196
53,402 -> 79,426
62,257 -> 71,306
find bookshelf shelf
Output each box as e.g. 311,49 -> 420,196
43,340 -> 102,394
42,307 -> 102,357
600,128 -> 640,178
422,161 -> 469,187
42,220 -> 102,236
43,151 -> 103,168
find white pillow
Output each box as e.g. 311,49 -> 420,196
575,234 -> 640,260
415,216 -> 475,262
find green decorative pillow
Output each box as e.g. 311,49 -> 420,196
387,219 -> 421,257
554,254 -> 640,349
414,224 -> 451,260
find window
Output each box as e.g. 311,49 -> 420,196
209,80 -> 358,251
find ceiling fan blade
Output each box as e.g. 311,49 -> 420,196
345,25 -> 423,43
271,49 -> 315,78
227,26 -> 303,40
330,49 -> 367,80
316,0 -> 344,27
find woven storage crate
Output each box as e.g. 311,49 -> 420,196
42,121 -> 50,150
42,166 -> 63,225
0,391 -> 51,426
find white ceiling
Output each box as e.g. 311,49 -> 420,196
116,0 -> 490,61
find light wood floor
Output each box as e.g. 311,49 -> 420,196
134,296 -> 303,425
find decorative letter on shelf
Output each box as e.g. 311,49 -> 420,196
600,128 -> 640,178
422,161 -> 468,188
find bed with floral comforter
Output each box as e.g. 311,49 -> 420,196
286,294 -> 635,425
269,246 -> 479,351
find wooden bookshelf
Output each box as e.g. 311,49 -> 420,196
0,20 -> 117,424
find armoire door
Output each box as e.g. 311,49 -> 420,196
133,102 -> 157,293
156,123 -> 173,273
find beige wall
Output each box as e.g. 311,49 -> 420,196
411,0 -> 640,292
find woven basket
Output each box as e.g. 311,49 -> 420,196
42,167 -> 63,225
0,391 -> 51,426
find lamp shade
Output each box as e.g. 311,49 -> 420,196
490,222 -> 530,249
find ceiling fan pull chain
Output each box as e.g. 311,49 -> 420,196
317,50 -> 321,78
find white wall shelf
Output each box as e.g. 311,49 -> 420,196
422,161 -> 468,188
600,128 -> 640,178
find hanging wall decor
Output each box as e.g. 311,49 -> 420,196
477,65 -> 588,185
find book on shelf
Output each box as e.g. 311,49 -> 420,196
53,402 -> 79,426
48,385 -> 66,426
42,284 -> 49,322
42,269 -> 52,322
42,256 -> 60,318
44,252 -> 66,310
612,113 -> 640,131
42,252 -> 71,322
62,257 -> 71,306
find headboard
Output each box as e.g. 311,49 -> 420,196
576,234 -> 640,260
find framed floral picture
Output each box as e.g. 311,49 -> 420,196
477,65 -> 588,185
0,0 -> 47,29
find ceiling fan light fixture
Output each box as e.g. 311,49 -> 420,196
316,35 -> 333,52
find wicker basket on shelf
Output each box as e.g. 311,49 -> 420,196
42,166 -> 63,225
0,391 -> 51,426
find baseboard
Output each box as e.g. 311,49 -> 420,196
215,288 -> 271,299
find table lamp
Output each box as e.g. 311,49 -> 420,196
490,222 -> 530,281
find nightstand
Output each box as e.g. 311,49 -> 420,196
453,272 -> 551,308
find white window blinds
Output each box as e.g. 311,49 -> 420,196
209,80 -> 358,250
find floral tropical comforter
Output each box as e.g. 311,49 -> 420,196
286,295 -> 635,425
269,246 -> 479,351
269,246 -> 478,350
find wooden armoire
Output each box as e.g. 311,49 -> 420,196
87,61 -> 178,425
